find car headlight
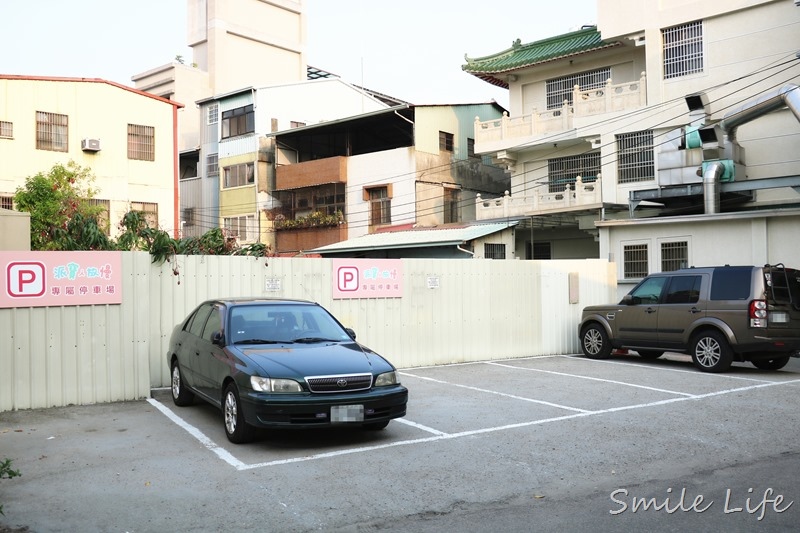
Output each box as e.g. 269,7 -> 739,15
250,376 -> 302,393
374,371 -> 398,387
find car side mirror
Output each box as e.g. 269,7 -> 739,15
622,294 -> 637,306
345,327 -> 356,340
212,331 -> 225,346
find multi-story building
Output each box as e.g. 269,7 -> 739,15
464,0 -> 800,286
273,103 -> 511,255
0,75 -> 183,239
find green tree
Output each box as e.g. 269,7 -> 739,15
13,161 -> 112,250
0,458 -> 21,516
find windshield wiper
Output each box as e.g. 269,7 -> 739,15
291,337 -> 341,344
235,339 -> 281,345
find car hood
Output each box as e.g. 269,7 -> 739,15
234,341 -> 391,378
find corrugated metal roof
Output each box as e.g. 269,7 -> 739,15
462,27 -> 621,88
311,222 -> 518,254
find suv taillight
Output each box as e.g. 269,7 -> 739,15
749,299 -> 768,328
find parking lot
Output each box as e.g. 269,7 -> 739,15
2,352 -> 800,532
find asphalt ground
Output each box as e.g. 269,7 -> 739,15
1,352 -> 800,532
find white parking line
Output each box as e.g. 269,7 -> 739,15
399,371 -> 591,413
395,418 -> 448,436
485,361 -> 697,397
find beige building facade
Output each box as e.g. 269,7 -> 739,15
0,76 -> 183,239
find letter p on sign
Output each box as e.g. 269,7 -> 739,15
7,262 -> 46,297
337,266 -> 359,291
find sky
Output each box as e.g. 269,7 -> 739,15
1,0 -> 597,109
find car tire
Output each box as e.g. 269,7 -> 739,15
223,383 -> 255,444
636,350 -> 664,359
581,323 -> 612,360
751,355 -> 791,371
690,330 -> 733,373
171,361 -> 195,406
363,420 -> 390,430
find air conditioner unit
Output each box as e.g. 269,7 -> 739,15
81,138 -> 101,152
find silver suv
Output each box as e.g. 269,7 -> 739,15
579,264 -> 800,372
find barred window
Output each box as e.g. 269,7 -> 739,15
0,121 -> 12,139
206,153 -> 219,177
36,111 -> 68,152
623,243 -> 648,279
224,214 -> 257,242
467,138 -> 479,159
547,153 -> 600,193
128,124 -> 155,161
366,186 -> 391,226
617,131 -> 655,183
484,243 -> 506,260
221,105 -> 254,139
223,162 -> 254,188
439,131 -> 454,152
443,188 -> 460,224
130,201 -> 158,229
663,21 -> 703,79
546,67 -> 610,109
86,198 -> 111,235
0,195 -> 13,210
661,241 -> 688,271
207,103 -> 219,125
277,183 -> 346,221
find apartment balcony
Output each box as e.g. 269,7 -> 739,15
474,74 -> 647,151
275,156 -> 346,190
475,175 -> 602,220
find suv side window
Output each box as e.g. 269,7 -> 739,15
629,276 -> 668,304
710,267 -> 751,300
664,275 -> 702,304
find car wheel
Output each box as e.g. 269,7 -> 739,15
581,323 -> 612,359
223,383 -> 255,444
636,350 -> 664,359
690,331 -> 733,373
751,355 -> 791,371
363,420 -> 390,430
171,361 -> 195,406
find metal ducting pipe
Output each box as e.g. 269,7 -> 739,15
719,84 -> 800,139
702,161 -> 726,214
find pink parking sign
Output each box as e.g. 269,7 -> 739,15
0,251 -> 123,308
332,259 -> 403,299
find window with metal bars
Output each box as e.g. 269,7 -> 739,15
207,103 -> 219,125
127,124 -> 155,161
130,201 -> 158,229
223,162 -> 254,188
36,111 -> 68,152
0,121 -> 12,139
546,67 -> 610,109
547,153 -> 600,192
661,241 -> 688,271
224,214 -> 257,242
484,243 -> 506,260
85,199 -> 111,235
221,105 -> 255,139
367,186 -> 391,226
467,138 -> 479,159
206,153 -> 219,177
439,131 -> 454,152
663,20 -> 703,79
623,243 -> 648,279
443,188 -> 460,224
0,196 -> 13,210
617,131 -> 655,183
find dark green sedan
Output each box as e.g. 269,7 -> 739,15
166,298 -> 408,443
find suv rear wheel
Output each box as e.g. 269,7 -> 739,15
690,330 -> 733,373
581,323 -> 612,359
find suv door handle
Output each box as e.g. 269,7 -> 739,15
689,307 -> 701,314
645,307 -> 657,314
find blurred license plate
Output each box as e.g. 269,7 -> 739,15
771,312 -> 789,323
331,405 -> 364,423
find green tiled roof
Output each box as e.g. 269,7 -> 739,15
462,27 -> 621,88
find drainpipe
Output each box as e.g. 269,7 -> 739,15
702,161 -> 726,214
457,244 -> 475,257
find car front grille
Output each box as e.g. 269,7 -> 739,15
306,373 -> 372,393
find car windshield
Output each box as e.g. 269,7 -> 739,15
228,303 -> 352,344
